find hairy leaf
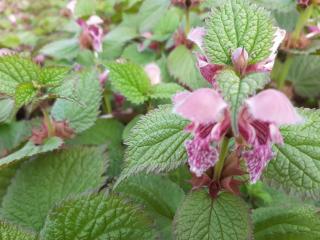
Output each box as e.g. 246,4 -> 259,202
174,190 -> 252,240
41,193 -> 156,240
116,105 -> 191,185
0,137 -> 63,169
150,83 -> 184,100
264,109 -> 320,198
167,45 -> 208,89
254,205 -> 320,240
106,62 -> 151,104
51,70 -> 102,133
217,70 -> 270,133
1,147 -> 105,231
14,83 -> 37,107
39,67 -> 69,86
205,0 -> 274,65
0,221 -> 36,240
0,98 -> 14,123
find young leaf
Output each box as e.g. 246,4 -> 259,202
217,70 -> 270,133
167,45 -> 209,89
288,55 -> 320,98
39,67 -> 69,86
116,105 -> 191,186
174,190 -> 252,240
1,147 -> 106,231
14,83 -> 37,108
0,98 -> 14,123
205,0 -> 274,65
254,205 -> 320,240
264,109 -> 320,198
0,221 -> 36,240
106,62 -> 151,104
0,137 -> 63,169
41,193 -> 156,240
150,83 -> 184,100
0,55 -> 39,96
51,70 -> 102,133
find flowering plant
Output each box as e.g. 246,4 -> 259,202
0,0 -> 320,239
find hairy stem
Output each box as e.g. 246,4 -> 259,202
42,108 -> 54,137
214,137 -> 230,181
103,91 -> 112,114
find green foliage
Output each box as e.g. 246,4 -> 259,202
174,190 -> 252,240
0,99 -> 14,123
0,163 -> 19,202
288,55 -> 320,98
14,83 -> 37,108
41,193 -> 156,240
40,39 -> 79,60
106,62 -> 151,104
51,70 -> 102,133
0,137 -> 63,169
204,0 -> 275,65
0,221 -> 37,240
0,147 -> 106,231
116,175 -> 185,239
167,45 -> 208,89
150,83 -> 184,100
74,0 -> 97,18
116,105 -> 191,185
253,205 -> 320,240
38,67 -> 69,86
264,109 -> 320,198
217,70 -> 270,133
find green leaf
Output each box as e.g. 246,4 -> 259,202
14,83 -> 37,107
0,56 -> 39,96
288,55 -> 320,98
74,0 -> 97,18
254,205 -> 320,240
204,0 -> 275,65
0,137 -> 63,169
51,70 -> 102,133
68,118 -> 124,145
0,221 -> 36,240
264,109 -> 320,198
0,98 -> 14,123
40,39 -> 79,60
1,147 -> 106,231
116,175 -> 185,240
152,8 -> 180,41
122,115 -> 142,141
273,9 -> 299,32
167,45 -> 209,89
39,67 -> 68,86
106,62 -> 151,104
255,0 -> 296,13
174,190 -> 252,240
41,193 -> 156,240
0,163 -> 19,202
115,105 -> 191,186
150,83 -> 184,100
217,70 -> 270,133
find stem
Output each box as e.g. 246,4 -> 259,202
103,91 -> 112,114
41,108 -> 54,137
276,4 -> 314,89
214,137 -> 230,181
185,8 -> 190,35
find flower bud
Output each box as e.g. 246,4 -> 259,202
232,47 -> 249,75
171,0 -> 202,9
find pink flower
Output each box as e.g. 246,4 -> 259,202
187,27 -> 286,83
173,88 -> 302,182
66,0 -> 77,14
77,16 -> 104,53
306,24 -> 320,39
99,69 -> 109,87
144,63 -> 161,85
297,0 -> 311,7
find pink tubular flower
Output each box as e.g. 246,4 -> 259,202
144,63 -> 161,85
173,88 -> 303,182
77,15 -> 104,53
187,27 -> 286,83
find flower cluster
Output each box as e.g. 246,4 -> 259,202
173,26 -> 303,185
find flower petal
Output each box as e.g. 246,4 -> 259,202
86,15 -> 104,25
195,53 -> 223,85
144,63 -> 161,85
187,27 -> 206,50
173,88 -> 228,124
186,139 -> 218,177
243,144 -> 274,183
245,89 -> 303,126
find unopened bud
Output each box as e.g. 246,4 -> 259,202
171,0 -> 202,9
232,47 -> 249,75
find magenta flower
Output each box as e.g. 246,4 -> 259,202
187,27 -> 286,83
173,88 -> 302,182
297,0 -> 311,7
77,15 -> 104,53
306,24 -> 320,39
